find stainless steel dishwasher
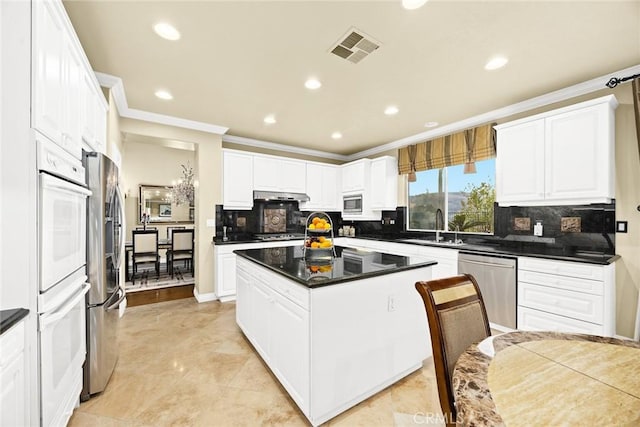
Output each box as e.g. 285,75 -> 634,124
458,252 -> 517,330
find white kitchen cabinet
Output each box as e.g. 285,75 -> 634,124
222,150 -> 254,210
0,321 -> 28,427
32,0 -> 106,160
370,156 -> 398,210
236,256 -> 430,425
338,238 -> 458,280
495,119 -> 545,205
341,159 -> 369,193
415,246 -> 458,279
214,240 -> 304,301
300,162 -> 340,211
80,75 -> 107,154
32,0 -> 67,151
235,264 -> 252,332
495,95 -> 617,206
253,154 -> 306,193
517,256 -> 615,336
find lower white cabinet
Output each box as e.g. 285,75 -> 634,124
214,240 -> 304,301
0,321 -> 27,427
336,237 -> 458,280
236,256 -> 431,426
517,257 -> 615,336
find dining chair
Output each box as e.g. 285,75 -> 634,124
166,226 -> 186,240
167,229 -> 194,278
415,274 -> 490,426
131,229 -> 160,284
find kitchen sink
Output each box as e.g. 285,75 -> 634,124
398,238 -> 465,247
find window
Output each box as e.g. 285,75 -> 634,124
408,158 -> 496,233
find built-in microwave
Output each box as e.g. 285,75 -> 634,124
343,194 -> 363,214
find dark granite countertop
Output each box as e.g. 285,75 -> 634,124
0,308 -> 29,335
234,245 -> 437,288
213,233 -> 618,265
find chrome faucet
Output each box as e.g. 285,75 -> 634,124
435,208 -> 444,242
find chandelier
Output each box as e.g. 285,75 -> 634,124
172,163 -> 194,206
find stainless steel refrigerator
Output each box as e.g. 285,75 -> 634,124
81,151 -> 126,400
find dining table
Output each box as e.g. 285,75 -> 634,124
453,330 -> 640,426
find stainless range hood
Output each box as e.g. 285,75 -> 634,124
253,190 -> 310,202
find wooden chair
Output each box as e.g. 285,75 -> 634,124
132,229 -> 160,284
167,229 -> 194,278
415,274 -> 490,426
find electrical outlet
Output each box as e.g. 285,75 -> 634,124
387,295 -> 396,312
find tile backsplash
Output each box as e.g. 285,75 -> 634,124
493,202 -> 615,253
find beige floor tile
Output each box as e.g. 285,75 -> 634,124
71,298 -> 442,427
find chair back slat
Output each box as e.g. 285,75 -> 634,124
172,229 -> 194,251
167,226 -> 186,240
132,229 -> 158,254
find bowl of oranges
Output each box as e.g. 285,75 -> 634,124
307,216 -> 332,232
305,236 -> 333,250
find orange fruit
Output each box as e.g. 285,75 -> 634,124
324,223 -> 331,229
311,241 -> 321,248
318,236 -> 326,243
310,266 -> 319,273
320,241 -> 332,248
308,223 -> 315,230
312,217 -> 321,225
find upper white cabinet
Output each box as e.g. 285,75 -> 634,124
341,159 -> 369,193
370,156 -> 398,210
32,0 -> 107,159
253,155 -> 306,193
223,150 -> 254,210
300,163 -> 340,212
496,95 -> 617,206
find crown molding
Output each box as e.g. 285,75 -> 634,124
349,64 -> 640,160
95,72 -> 229,135
96,64 -> 640,162
222,134 -> 350,162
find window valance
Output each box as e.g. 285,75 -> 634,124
398,123 -> 496,175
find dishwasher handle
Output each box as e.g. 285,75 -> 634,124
459,259 -> 515,269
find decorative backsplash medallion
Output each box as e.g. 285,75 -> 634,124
560,217 -> 581,233
513,217 -> 531,231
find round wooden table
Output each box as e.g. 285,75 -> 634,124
453,331 -> 640,426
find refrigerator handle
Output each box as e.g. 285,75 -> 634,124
114,184 -> 126,271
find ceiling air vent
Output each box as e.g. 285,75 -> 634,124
329,27 -> 381,64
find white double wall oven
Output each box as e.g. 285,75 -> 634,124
36,132 -> 91,427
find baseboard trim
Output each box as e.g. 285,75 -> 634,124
193,287 -> 217,303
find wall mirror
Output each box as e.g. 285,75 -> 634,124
139,184 -> 194,224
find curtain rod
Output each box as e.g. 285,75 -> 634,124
605,73 -> 640,88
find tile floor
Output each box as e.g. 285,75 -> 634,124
69,298 -> 445,426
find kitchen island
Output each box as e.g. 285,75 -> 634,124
234,245 -> 436,426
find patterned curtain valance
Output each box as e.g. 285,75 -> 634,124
398,123 -> 496,175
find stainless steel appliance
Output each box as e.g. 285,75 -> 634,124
458,252 -> 517,330
36,134 -> 92,427
342,194 -> 363,214
82,151 -> 126,400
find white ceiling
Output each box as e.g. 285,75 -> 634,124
63,0 -> 640,156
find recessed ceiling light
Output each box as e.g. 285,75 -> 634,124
384,105 -> 399,116
331,132 -> 342,140
305,78 -> 322,90
154,90 -> 173,100
153,22 -> 181,41
485,56 -> 508,71
424,121 -> 439,128
402,0 -> 428,10
264,114 -> 276,125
